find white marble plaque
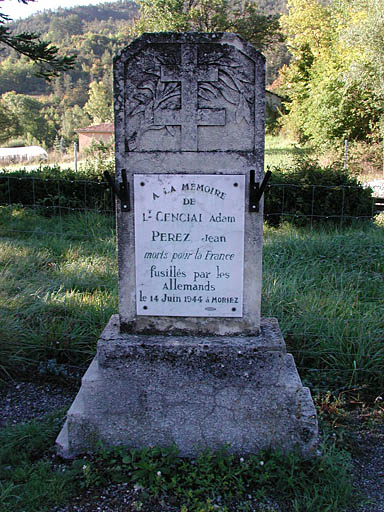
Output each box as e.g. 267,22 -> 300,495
134,174 -> 245,317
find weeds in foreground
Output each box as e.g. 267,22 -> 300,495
83,440 -> 354,511
0,411 -> 81,512
0,411 -> 357,512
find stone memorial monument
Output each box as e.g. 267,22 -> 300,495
57,32 -> 318,458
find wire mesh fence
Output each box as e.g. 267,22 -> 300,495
0,175 -> 115,239
264,182 -> 378,228
0,175 -> 380,239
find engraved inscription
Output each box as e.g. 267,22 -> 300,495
134,174 -> 245,317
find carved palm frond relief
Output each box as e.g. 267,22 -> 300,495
126,44 -> 254,148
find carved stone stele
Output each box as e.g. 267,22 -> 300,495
57,33 -> 318,460
114,32 -> 266,335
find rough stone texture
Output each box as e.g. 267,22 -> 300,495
57,32 -> 318,459
57,316 -> 318,459
113,32 -> 265,335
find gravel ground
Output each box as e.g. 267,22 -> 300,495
352,423 -> 384,512
0,381 -> 76,427
0,380 -> 383,511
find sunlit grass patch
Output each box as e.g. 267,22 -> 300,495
0,207 -> 383,394
265,135 -> 312,169
0,212 -> 117,378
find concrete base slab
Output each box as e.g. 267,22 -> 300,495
57,315 -> 318,458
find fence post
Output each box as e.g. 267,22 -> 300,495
310,185 -> 315,231
344,139 -> 348,170
340,187 -> 345,228
281,184 -> 285,223
74,142 -> 78,172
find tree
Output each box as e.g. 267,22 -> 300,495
0,55 -> 48,94
132,0 -> 282,50
337,0 -> 384,98
84,81 -> 113,124
61,104 -> 90,142
0,0 -> 75,79
48,14 -> 83,42
1,91 -> 56,145
0,101 -> 19,143
278,0 -> 383,145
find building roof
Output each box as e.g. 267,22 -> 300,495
77,123 -> 114,134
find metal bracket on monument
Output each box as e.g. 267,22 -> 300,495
104,169 -> 130,212
249,169 -> 272,213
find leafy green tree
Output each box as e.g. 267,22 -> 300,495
0,56 -> 48,94
132,0 -> 282,50
1,91 -> 56,145
47,14 -> 83,42
279,0 -> 383,145
0,0 -> 75,78
338,0 -> 384,98
0,101 -> 20,143
84,81 -> 113,124
61,104 -> 90,142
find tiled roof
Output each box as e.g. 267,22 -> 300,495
77,123 -> 114,133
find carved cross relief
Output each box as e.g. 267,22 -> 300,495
153,44 -> 226,151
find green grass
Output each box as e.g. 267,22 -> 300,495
0,204 -> 380,511
262,221 -> 384,391
0,207 -> 117,378
264,135 -> 312,169
0,411 -> 83,512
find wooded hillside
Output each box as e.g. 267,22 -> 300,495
0,0 -> 287,149
1,1 -> 140,96
1,0 -> 287,96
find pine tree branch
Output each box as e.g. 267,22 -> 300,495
0,1 -> 76,79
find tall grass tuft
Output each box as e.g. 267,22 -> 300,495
262,221 -> 384,391
0,209 -> 117,378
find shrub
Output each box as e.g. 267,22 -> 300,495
0,165 -> 114,215
265,103 -> 282,135
4,138 -> 28,148
264,158 -> 374,227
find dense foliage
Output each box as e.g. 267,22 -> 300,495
278,0 -> 384,147
0,165 -> 113,214
0,1 -> 139,147
1,0 -> 138,95
0,0 -> 287,149
132,0 -> 282,50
